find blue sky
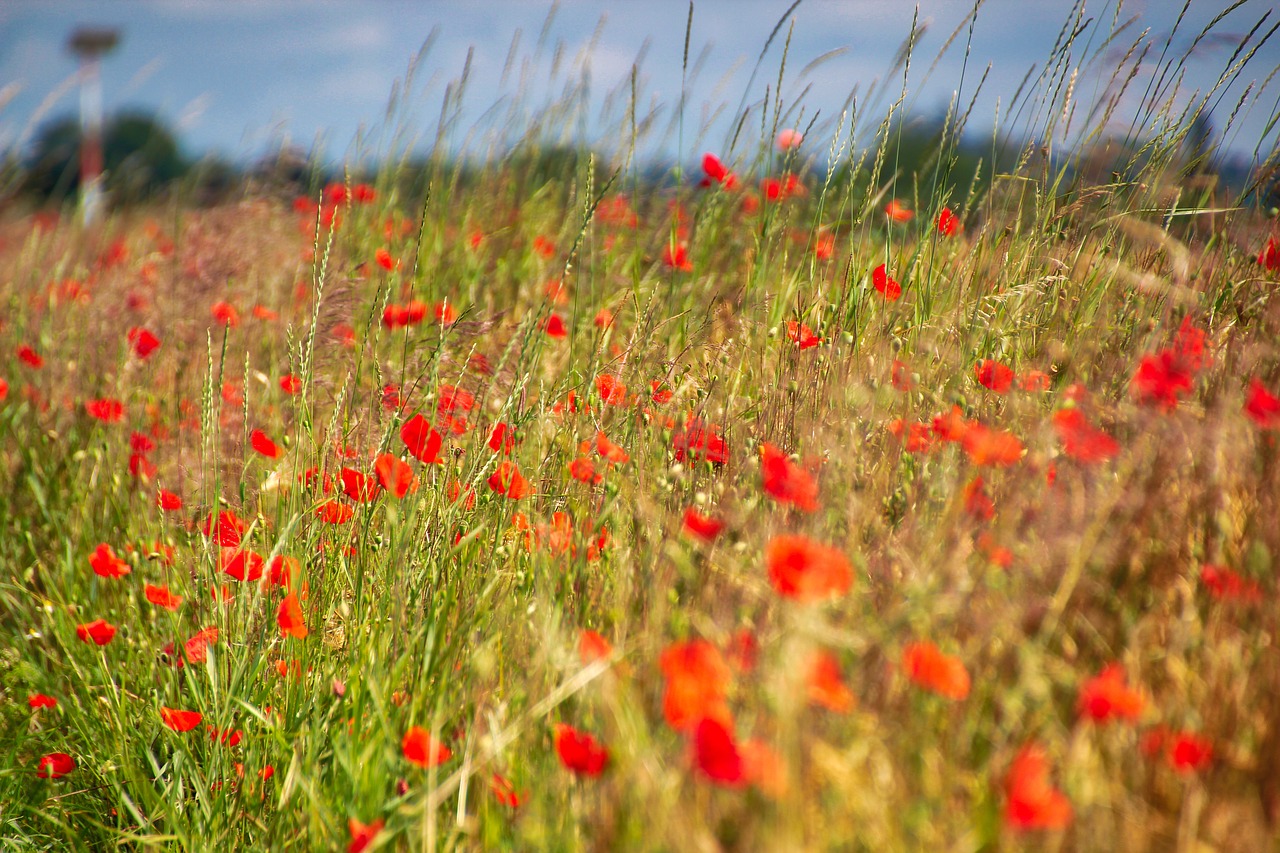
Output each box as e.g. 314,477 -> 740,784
2,0 -> 1276,168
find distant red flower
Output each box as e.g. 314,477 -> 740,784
872,263 -> 901,301
596,373 -> 627,405
211,301 -> 240,327
374,248 -> 395,270
401,414 -> 444,464
596,431 -> 629,464
85,398 -> 125,423
402,725 -> 452,767
252,304 -> 278,321
277,591 -> 308,639
701,153 -> 737,189
759,443 -> 819,512
160,706 -> 203,732
1003,744 -> 1072,831
489,773 -> 524,808
17,344 -> 44,369
1019,369 -> 1051,392
553,723 -> 609,776
663,243 -> 693,272
691,717 -> 746,787
884,199 -> 913,222
488,461 -> 532,499
1199,563 -> 1262,603
76,619 -> 116,645
250,429 -> 282,459
786,320 -> 822,349
766,534 -> 852,602
682,507 -> 724,542
1166,731 -> 1213,773
203,510 -> 247,547
936,207 -> 959,236
1077,664 -> 1144,723
89,543 -> 131,579
579,629 -> 613,664
1259,237 -> 1280,271
1244,378 -> 1280,428
902,641 -> 970,700
36,752 -> 75,779
28,694 -> 57,710
961,423 -> 1024,466
776,128 -> 803,150
347,818 -> 384,853
316,500 -> 355,524
661,640 -> 732,731
673,417 -> 729,466
569,456 -> 601,484
145,584 -> 183,611
963,476 -> 995,520
544,313 -> 568,338
127,327 -> 161,359
975,359 -> 1014,393
807,650 -> 855,713
1052,408 -> 1118,463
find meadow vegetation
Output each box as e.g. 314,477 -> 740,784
2,2 -> 1280,850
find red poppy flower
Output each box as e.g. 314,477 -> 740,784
766,534 -> 851,602
596,374 -> 627,405
568,457 -> 602,484
203,510 -> 247,547
76,619 -> 116,645
89,543 -> 131,579
961,423 -> 1024,466
1259,237 -> 1280,271
277,591 -> 308,639
86,398 -> 125,423
1245,378 -> 1280,429
691,717 -> 746,787
760,443 -> 819,512
488,461 -> 532,499
672,417 -> 729,465
280,374 -> 302,394
553,723 -> 609,776
1199,563 -> 1262,603
250,429 -> 282,459
936,207 -> 959,236
578,629 -> 613,664
902,641 -> 970,700
145,584 -> 184,611
807,650 -> 855,713
489,773 -> 524,808
682,507 -> 724,541
650,381 -> 673,404
374,453 -> 417,498
1132,349 -> 1195,409
36,752 -> 75,779
401,414 -> 444,464
157,489 -> 183,511
160,706 -> 203,732
28,693 -> 57,710
975,359 -> 1014,393
340,467 -> 382,503
1166,731 -> 1213,773
544,313 -> 568,338
595,431 -> 630,464
211,301 -> 240,327
786,320 -> 822,349
316,500 -> 355,524
17,344 -> 44,369
660,640 -> 732,731
183,626 -> 219,664
127,327 -> 161,359
374,248 -> 395,270
1052,409 -> 1118,463
402,725 -> 452,767
701,153 -> 737,189
221,547 -> 265,582
884,199 -> 913,222
1003,744 -> 1072,831
347,818 -> 384,853
872,263 -> 901,301
1077,664 -> 1144,723
963,476 -> 995,520
663,243 -> 693,271
252,304 -> 278,321
434,301 -> 457,325
487,423 -> 516,455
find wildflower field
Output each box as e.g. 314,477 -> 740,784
3,4 -> 1280,850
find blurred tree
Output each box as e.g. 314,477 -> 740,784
23,111 -> 188,204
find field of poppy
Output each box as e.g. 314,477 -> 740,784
3,7 -> 1280,851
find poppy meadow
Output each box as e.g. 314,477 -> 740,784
2,4 -> 1280,850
